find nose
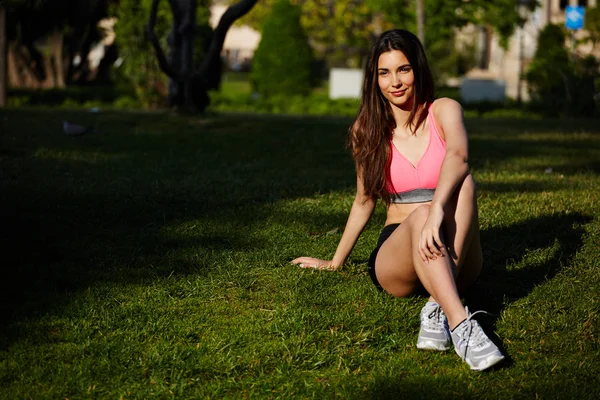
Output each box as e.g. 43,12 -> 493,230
391,73 -> 402,88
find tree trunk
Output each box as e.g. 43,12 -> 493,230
148,0 -> 258,113
416,0 -> 425,47
7,44 -> 22,87
49,30 -> 65,88
0,7 -> 7,107
179,0 -> 197,112
167,19 -> 182,106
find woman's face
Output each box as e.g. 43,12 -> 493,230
377,50 -> 415,110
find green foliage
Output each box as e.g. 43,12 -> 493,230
584,6 -> 600,49
210,90 -> 360,116
525,24 -> 570,115
208,80 -> 543,119
250,0 -> 313,98
240,0 -> 407,68
240,0 -> 529,82
109,0 -> 212,108
422,0 -> 462,84
526,24 -> 599,117
110,0 -> 172,107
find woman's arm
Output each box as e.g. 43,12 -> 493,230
419,98 -> 470,262
292,173 -> 376,270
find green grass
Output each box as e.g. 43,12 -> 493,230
0,109 -> 599,399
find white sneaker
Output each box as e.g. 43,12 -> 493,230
416,301 -> 451,351
451,307 -> 505,371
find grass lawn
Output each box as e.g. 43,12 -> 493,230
0,108 -> 599,399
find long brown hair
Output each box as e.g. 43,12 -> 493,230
348,29 -> 434,204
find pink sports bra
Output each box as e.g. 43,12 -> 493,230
387,103 -> 446,203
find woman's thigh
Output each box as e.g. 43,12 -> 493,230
374,207 -> 428,297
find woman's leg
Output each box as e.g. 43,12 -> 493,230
374,174 -> 482,329
375,176 -> 504,370
441,174 -> 483,294
374,204 -> 466,329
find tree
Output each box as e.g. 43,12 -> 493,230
526,23 -> 598,117
415,0 -> 424,45
251,0 -> 313,98
526,24 -> 570,115
145,0 -> 258,112
239,0 -> 533,73
112,0 -> 187,107
239,0 -> 409,68
0,5 -> 6,107
5,0 -> 111,88
584,6 -> 600,51
1,0 -> 48,106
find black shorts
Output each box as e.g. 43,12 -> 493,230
367,223 -> 401,291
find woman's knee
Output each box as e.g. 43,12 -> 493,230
460,174 -> 477,198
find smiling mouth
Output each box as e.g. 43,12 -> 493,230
391,90 -> 406,97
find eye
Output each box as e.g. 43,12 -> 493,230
378,70 -> 388,76
400,66 -> 412,73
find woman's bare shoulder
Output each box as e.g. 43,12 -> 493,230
431,97 -> 463,118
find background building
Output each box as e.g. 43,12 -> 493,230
461,0 -> 598,101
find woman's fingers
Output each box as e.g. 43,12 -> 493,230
420,229 -> 445,263
291,257 -> 335,270
291,256 -> 318,266
420,235 -> 435,262
432,232 -> 444,256
426,236 -> 438,259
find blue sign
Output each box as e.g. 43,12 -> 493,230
565,6 -> 585,30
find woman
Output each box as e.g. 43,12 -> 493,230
292,29 -> 504,371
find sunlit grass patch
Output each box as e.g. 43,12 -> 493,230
1,110 -> 599,398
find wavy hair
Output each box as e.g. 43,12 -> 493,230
348,29 -> 434,204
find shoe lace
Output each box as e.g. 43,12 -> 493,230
422,303 -> 446,330
459,309 -> 494,357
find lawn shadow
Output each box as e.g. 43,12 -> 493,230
463,212 -> 591,343
0,111 -> 359,347
0,191 -> 268,348
0,110 -> 597,351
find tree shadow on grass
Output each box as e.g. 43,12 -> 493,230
0,111 -> 362,348
0,110 -> 597,351
468,212 -> 591,314
457,211 -> 592,365
359,212 -> 591,397
0,194 -> 268,344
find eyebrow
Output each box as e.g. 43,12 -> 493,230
378,63 -> 411,71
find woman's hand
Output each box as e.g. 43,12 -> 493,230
419,204 -> 445,263
291,257 -> 339,271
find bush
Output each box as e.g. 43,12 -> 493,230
209,90 -> 359,117
526,24 -> 599,117
7,86 -> 138,108
110,0 -> 171,108
250,0 -> 313,98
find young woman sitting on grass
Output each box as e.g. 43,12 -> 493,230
292,29 -> 504,371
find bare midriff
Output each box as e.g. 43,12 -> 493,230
385,201 -> 432,225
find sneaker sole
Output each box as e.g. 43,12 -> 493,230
468,354 -> 505,371
417,339 -> 451,351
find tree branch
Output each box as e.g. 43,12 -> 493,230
194,0 -> 258,81
146,0 -> 178,80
